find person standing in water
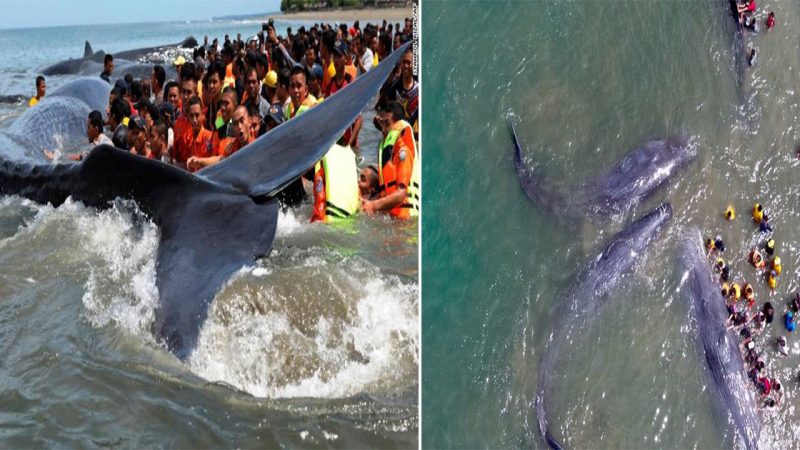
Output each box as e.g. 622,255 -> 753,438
28,76 -> 45,107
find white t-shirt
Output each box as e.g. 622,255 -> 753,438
359,48 -> 374,76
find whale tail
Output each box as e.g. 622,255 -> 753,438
84,41 -> 93,58
508,117 -> 567,217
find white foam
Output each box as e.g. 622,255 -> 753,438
75,200 -> 160,340
189,257 -> 419,399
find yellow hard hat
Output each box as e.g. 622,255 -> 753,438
715,257 -> 725,269
264,70 -> 278,88
725,206 -> 735,220
732,283 -> 741,298
774,256 -> 782,265
767,239 -> 775,249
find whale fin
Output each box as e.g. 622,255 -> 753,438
71,146 -> 279,360
508,117 -> 567,216
199,41 -> 413,197
84,41 -> 93,58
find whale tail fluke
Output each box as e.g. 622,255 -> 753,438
84,41 -> 93,58
508,117 -> 567,216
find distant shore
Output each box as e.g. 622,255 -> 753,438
270,7 -> 412,23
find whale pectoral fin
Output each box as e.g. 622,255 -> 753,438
153,193 -> 279,360
199,42 -> 412,198
84,41 -> 93,58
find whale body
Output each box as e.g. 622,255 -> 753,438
510,118 -> 695,219
533,203 -> 672,449
679,228 -> 761,450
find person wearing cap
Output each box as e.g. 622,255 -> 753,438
28,76 -> 45,107
325,39 -> 362,149
765,238 -> 776,256
308,64 -> 324,100
263,69 -> 278,101
127,115 -> 150,157
101,54 -> 114,83
264,103 -> 284,133
173,55 -> 186,84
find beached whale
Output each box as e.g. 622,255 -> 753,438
533,203 -> 672,449
679,228 -> 761,450
2,42 -> 411,360
78,59 -> 178,83
509,118 -> 696,219
39,36 -> 196,76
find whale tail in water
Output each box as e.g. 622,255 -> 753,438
2,42 -> 411,360
84,41 -> 93,58
508,117 -> 567,217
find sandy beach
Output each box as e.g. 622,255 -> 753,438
272,7 -> 412,23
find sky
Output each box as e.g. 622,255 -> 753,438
0,0 -> 281,29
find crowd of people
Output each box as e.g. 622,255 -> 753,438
735,0 -> 776,67
33,18 -> 420,223
707,202 -> 788,410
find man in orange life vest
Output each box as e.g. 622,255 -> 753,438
362,101 -> 416,219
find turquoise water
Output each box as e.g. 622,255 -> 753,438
423,1 -> 800,448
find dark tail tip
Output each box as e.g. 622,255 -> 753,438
544,430 -> 566,450
84,41 -> 93,58
508,116 -> 523,163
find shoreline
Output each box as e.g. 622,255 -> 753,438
269,7 -> 411,23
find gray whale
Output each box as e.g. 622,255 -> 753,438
39,37 -> 197,76
533,203 -> 672,449
510,118 -> 695,219
679,228 -> 761,450
3,42 -> 411,360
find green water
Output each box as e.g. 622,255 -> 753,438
423,1 -> 800,448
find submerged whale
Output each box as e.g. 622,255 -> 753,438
679,229 -> 761,450
78,59 -> 178,83
39,36 -> 197,76
533,203 -> 672,449
2,42 -> 411,360
509,118 -> 696,219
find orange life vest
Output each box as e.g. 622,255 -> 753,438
378,120 -> 417,219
